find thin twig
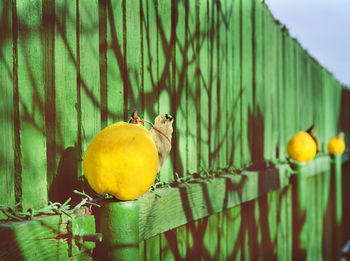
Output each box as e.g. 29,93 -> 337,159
143,119 -> 171,144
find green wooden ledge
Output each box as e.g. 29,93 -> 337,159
137,154 -> 335,241
1,152 -> 347,260
0,212 -> 98,260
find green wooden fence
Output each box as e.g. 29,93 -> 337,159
1,0 -> 350,260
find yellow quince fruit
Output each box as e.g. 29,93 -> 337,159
328,132 -> 345,155
287,131 -> 317,162
83,121 -> 159,200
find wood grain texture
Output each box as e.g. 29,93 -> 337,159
79,0 -> 101,154
186,0 -> 199,174
139,163 -> 292,241
198,0 -> 210,170
17,0 -> 48,210
0,0 -> 15,215
232,0 -> 242,168
240,0 -> 253,166
0,213 -> 95,260
106,0 -> 124,124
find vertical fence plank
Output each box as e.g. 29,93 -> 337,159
99,0 -> 108,129
225,0 -> 234,167
187,0 -> 199,174
203,213 -> 219,259
106,0 -> 124,124
142,0 -> 157,122
226,205 -> 242,259
277,186 -> 293,261
262,4 -> 272,161
217,0 -> 228,168
208,0 -> 218,169
174,0 -> 188,177
79,0 -> 101,155
269,19 -> 278,161
241,0 -> 253,166
262,6 -> 278,161
54,0 -> 78,158
17,0 -> 48,209
199,0 -> 210,170
50,0 -> 79,202
232,0 -> 242,168
276,23 -> 285,161
144,235 -> 161,261
283,33 -> 296,146
157,0 -> 174,182
42,0 -> 56,193
252,0 -> 265,166
175,224 -> 187,260
304,56 -> 313,130
126,0 -> 142,112
0,0 -> 15,211
293,41 -> 300,131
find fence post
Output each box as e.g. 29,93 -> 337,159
331,154 -> 342,259
100,200 -> 140,261
291,162 -> 308,260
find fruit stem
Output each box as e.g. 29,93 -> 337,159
142,119 -> 171,144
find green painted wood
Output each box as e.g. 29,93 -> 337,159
217,0 -> 228,168
99,200 -> 140,261
138,163 -> 293,241
79,0 -> 101,156
175,223 -> 187,260
226,205 -> 242,259
240,199 -> 258,260
69,215 -> 97,257
174,0 -> 188,178
42,0 -> 56,195
198,0 -> 210,170
99,0 -> 108,129
126,0 -> 142,113
17,0 -> 48,210
225,0 -> 234,167
268,8 -> 279,162
106,0 -> 124,124
157,0 -> 174,183
186,0 -> 199,174
232,0 -> 242,168
262,3 -> 274,161
322,168 -> 333,260
0,213 -> 95,260
138,239 -> 145,261
218,210 -> 227,259
0,0 -> 15,216
160,231 -> 174,261
0,215 -> 68,260
203,212 -> 219,259
142,0 -> 158,122
289,161 -> 333,260
293,42 -> 302,131
241,0 -> 253,166
283,32 -> 296,154
144,235 -> 161,261
276,22 -> 286,161
252,0 -> 265,166
277,186 -> 292,261
331,154 -> 343,259
208,0 -> 218,170
51,0 -> 80,203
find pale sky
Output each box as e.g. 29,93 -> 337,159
265,0 -> 350,87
